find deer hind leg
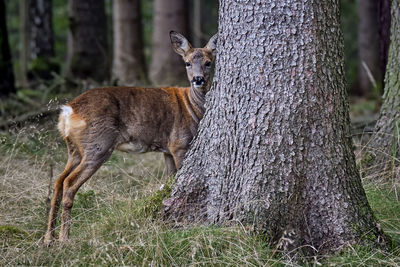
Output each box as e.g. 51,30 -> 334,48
58,138 -> 116,243
44,139 -> 81,245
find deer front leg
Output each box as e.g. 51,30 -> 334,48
170,147 -> 188,171
164,153 -> 177,176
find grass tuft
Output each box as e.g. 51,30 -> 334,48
0,225 -> 27,239
133,175 -> 176,218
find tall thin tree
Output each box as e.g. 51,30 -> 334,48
112,0 -> 147,85
377,0 -> 392,85
191,0 -> 202,47
27,0 -> 57,80
149,0 -> 188,86
164,0 -> 388,255
19,0 -> 29,87
67,0 -> 109,83
356,0 -> 382,96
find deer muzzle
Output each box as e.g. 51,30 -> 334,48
192,76 -> 206,88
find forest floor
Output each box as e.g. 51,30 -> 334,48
0,86 -> 399,266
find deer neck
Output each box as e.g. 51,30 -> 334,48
187,84 -> 208,124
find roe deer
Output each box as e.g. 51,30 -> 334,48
43,31 -> 217,245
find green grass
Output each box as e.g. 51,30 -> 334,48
366,185 -> 400,245
1,117 -> 400,266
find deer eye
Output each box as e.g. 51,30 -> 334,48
205,61 -> 212,67
185,62 -> 192,67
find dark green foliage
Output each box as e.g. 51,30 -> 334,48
52,0 -> 69,70
340,0 -> 359,89
28,56 -> 60,80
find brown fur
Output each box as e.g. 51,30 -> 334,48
43,31 -> 217,245
65,86 -> 199,158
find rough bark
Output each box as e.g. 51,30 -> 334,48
149,0 -> 188,86
112,0 -> 147,86
164,0 -> 388,255
363,0 -> 400,179
67,0 -> 109,83
0,0 -> 16,97
356,0 -> 382,96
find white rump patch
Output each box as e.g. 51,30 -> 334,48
60,105 -> 73,117
59,105 -> 73,137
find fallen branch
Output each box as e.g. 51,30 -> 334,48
0,108 -> 58,130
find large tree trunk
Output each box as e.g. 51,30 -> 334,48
0,0 -> 16,97
112,0 -> 147,86
67,0 -> 109,83
149,0 -> 188,86
363,0 -> 400,179
164,0 -> 388,255
356,0 -> 382,96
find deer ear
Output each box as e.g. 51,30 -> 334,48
170,31 -> 192,56
205,33 -> 218,55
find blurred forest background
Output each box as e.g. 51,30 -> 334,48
0,0 -> 392,123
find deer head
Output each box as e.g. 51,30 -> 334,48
170,31 -> 217,92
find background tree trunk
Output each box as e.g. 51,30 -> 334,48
377,0 -> 392,86
112,0 -> 147,86
0,0 -> 16,97
191,0 -> 202,47
164,0 -> 388,255
67,0 -> 109,83
19,0 -> 29,87
27,0 -> 58,80
149,0 -> 188,86
356,0 -> 382,96
188,0 -> 219,47
28,0 -> 54,59
363,0 -> 400,179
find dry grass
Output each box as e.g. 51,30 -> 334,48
0,118 -> 399,266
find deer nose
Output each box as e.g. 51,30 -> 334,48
192,76 -> 205,86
